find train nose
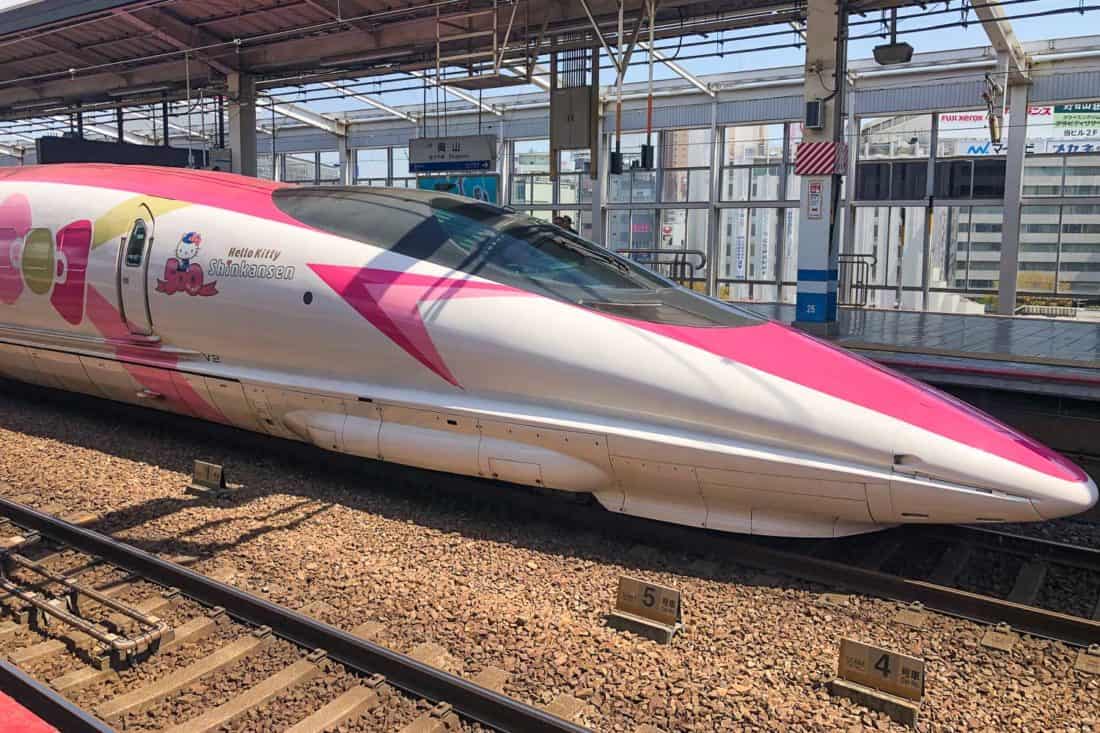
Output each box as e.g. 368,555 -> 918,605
1032,473 -> 1099,520
765,324 -> 1096,525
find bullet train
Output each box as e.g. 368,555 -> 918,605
0,164 -> 1093,537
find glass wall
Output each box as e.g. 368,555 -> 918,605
715,122 -> 801,301
258,92 -> 1098,317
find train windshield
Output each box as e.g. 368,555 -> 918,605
274,187 -> 762,327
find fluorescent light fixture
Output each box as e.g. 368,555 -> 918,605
107,85 -> 172,97
873,42 -> 914,66
320,50 -> 404,68
1030,49 -> 1100,63
10,97 -> 64,110
855,60 -> 995,79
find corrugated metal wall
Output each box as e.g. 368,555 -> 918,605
716,95 -> 802,124
854,78 -> 987,115
1032,69 -> 1100,103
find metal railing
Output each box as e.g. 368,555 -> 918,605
615,248 -> 707,287
838,253 -> 876,307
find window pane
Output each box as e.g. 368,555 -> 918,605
1017,205 -> 1059,293
972,159 -> 1007,198
608,210 -> 631,250
558,174 -> 580,204
630,170 -> 657,203
1060,204 -> 1100,294
357,149 -> 388,180
629,210 -> 656,248
284,153 -> 317,183
514,139 -> 550,173
785,164 -> 800,200
1023,157 -> 1062,196
858,114 -> 932,159
560,149 -> 591,174
688,169 -> 710,202
662,170 -> 689,203
721,167 -> 749,202
750,165 -> 781,200
662,128 -> 712,168
746,208 -> 778,282
125,219 -> 147,267
855,162 -> 891,200
934,160 -> 973,199
724,124 -> 784,166
657,208 -> 708,285
891,161 -> 927,200
1065,157 -> 1100,196
392,147 -> 410,178
786,123 -> 802,163
257,154 -> 275,180
318,151 -> 341,184
608,172 -> 629,203
719,208 -> 747,279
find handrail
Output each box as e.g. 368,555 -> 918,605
614,248 -> 707,284
838,253 -> 877,307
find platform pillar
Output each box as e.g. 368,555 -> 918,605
997,80 -> 1030,315
227,72 -> 257,177
793,0 -> 848,338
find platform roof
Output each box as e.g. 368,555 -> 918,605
0,0 -> 922,120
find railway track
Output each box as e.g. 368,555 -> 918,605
0,496 -> 591,733
467,483 -> 1100,648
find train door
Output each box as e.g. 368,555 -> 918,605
118,204 -> 155,336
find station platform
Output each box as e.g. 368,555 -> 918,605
740,303 -> 1100,403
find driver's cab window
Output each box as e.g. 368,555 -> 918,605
125,219 -> 148,267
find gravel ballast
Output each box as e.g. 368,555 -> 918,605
0,382 -> 1097,732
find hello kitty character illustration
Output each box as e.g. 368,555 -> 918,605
175,231 -> 202,271
156,231 -> 217,297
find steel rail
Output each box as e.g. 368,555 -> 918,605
932,525 -> 1100,573
689,532 -> 1100,647
505,492 -> 1100,647
0,658 -> 115,733
0,495 -> 590,733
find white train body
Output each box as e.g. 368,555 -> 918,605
0,164 -> 1093,537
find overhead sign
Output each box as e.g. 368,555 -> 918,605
409,134 -> 497,173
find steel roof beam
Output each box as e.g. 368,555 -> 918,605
319,81 -> 416,123
407,70 -> 502,117
262,96 -> 347,135
112,6 -> 237,76
637,41 -> 713,96
46,115 -> 149,145
971,0 -> 1029,84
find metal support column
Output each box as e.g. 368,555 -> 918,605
227,72 -> 258,177
115,105 -> 124,143
793,0 -> 848,337
706,97 -> 721,298
76,106 -> 84,139
592,113 -> 605,247
997,80 -> 1030,315
338,127 -> 353,186
217,95 -> 226,150
161,99 -> 170,147
921,112 -> 939,310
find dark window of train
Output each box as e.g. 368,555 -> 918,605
125,219 -> 147,267
273,187 -> 763,328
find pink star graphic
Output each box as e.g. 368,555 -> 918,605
308,265 -> 528,388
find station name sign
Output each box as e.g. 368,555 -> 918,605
409,134 -> 497,173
